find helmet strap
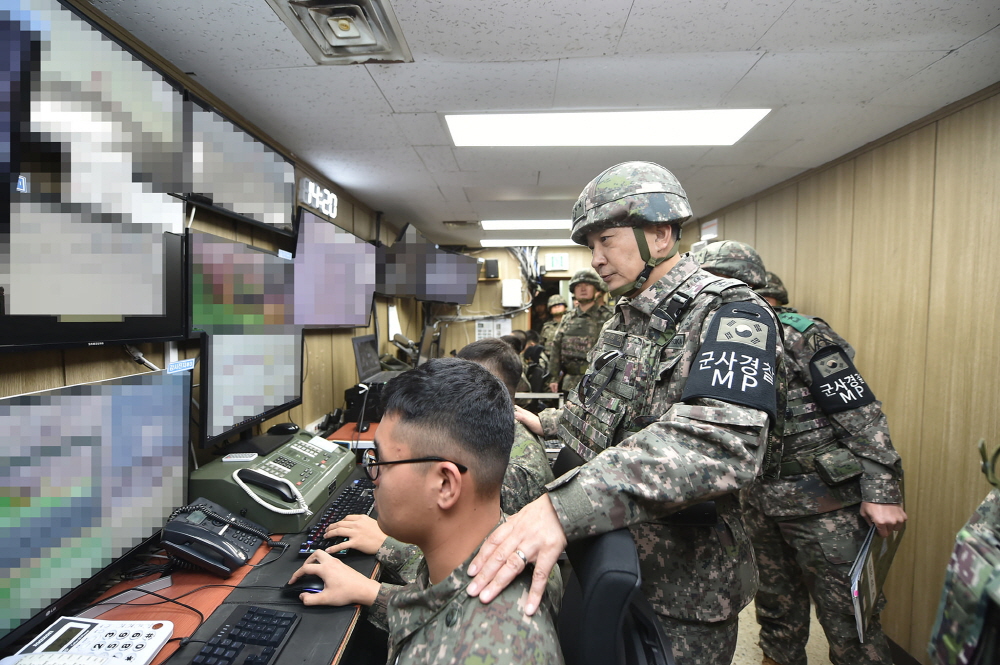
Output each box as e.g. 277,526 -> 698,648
610,226 -> 677,298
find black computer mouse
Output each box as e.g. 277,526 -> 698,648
267,422 -> 300,435
281,573 -> 324,598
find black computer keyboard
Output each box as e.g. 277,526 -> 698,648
298,477 -> 375,557
191,605 -> 299,665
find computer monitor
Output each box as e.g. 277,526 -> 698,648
352,334 -> 383,384
185,99 -> 296,238
293,208 -> 376,328
416,325 -> 438,366
2,0 -> 188,352
374,225 -> 478,305
0,370 -> 190,652
189,232 -> 303,447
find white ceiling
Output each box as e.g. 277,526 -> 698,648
90,0 -> 999,247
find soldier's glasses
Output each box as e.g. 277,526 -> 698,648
579,349 -> 623,407
362,448 -> 468,481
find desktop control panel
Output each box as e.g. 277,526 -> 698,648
189,433 -> 355,534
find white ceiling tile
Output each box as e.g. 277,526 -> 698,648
683,165 -> 808,215
389,0 -> 635,62
552,53 -> 764,109
472,200 -> 579,220
432,171 -> 540,188
618,0 -> 796,53
755,0 -> 999,52
90,0 -> 314,72
392,113 -> 453,145
435,185 -> 469,203
870,26 -> 1000,108
724,51 -> 946,106
367,60 -> 560,113
697,139 -> 802,166
414,146 -> 461,172
464,186 -> 581,202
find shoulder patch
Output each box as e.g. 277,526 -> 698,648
681,302 -> 778,422
808,345 -> 876,413
778,311 -> 815,333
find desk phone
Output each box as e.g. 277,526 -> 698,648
10,616 -> 172,665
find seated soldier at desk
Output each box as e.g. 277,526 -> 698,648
288,358 -> 564,665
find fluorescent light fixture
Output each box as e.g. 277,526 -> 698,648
446,109 -> 770,147
480,219 -> 570,231
480,238 -> 577,247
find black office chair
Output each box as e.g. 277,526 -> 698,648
558,528 -> 675,665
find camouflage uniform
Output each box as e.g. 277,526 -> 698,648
547,256 -> 783,665
370,421 -> 553,629
928,443 -> 1000,665
743,305 -> 902,665
385,520 -> 564,665
539,295 -> 567,353
547,301 -> 615,394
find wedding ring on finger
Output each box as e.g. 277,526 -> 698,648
514,549 -> 528,565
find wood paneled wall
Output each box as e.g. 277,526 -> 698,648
706,89 -> 1000,661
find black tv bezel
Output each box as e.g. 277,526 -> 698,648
0,372 -> 190,655
196,330 -> 305,449
182,97 -> 298,241
0,231 -> 189,353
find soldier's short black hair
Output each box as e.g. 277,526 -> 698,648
499,334 -> 523,354
524,330 -> 539,345
381,358 -> 513,498
457,338 -> 522,399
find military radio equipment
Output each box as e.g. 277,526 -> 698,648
189,432 -> 356,534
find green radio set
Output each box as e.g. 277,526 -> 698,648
188,432 -> 357,534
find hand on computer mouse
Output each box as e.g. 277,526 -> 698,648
323,514 -> 388,555
290,549 -> 381,608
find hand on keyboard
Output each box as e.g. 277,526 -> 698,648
290,549 -> 382,608
322,514 -> 386,555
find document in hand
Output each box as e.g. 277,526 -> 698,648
850,523 -> 905,642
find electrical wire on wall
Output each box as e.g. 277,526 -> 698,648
507,246 -> 543,297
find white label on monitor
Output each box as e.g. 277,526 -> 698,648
166,359 -> 196,374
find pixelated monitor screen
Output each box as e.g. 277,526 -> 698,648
293,208 -> 376,328
2,0 -> 187,350
376,225 -> 478,305
0,371 -> 189,651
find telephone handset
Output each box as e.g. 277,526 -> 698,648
160,498 -> 279,577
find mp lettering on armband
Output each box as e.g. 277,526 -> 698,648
808,345 -> 876,413
681,302 -> 778,421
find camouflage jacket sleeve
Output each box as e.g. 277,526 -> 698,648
546,294 -> 777,540
538,407 -> 561,438
367,582 -> 397,631
501,423 -> 555,514
547,320 -> 564,381
376,536 -> 425,584
795,320 -> 904,504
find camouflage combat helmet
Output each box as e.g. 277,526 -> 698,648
547,294 -> 567,309
569,269 -> 606,295
571,161 -> 693,297
757,270 -> 789,305
692,240 -> 767,289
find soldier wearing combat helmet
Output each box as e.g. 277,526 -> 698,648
546,269 -> 614,394
539,294 -> 568,353
468,161 -> 785,665
697,246 -> 906,665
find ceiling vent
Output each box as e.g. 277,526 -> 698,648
442,220 -> 481,228
266,0 -> 413,65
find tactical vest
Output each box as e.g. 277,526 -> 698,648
556,271 -> 780,480
557,305 -> 613,376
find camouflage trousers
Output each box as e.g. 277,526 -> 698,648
743,500 -> 892,665
658,613 -> 739,665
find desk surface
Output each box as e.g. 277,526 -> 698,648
92,467 -> 379,665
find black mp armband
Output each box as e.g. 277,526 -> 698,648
681,302 -> 778,422
808,345 -> 876,413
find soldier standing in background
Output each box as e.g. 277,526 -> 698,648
539,294 -> 567,353
546,269 -> 614,394
469,161 -> 785,665
696,249 -> 906,665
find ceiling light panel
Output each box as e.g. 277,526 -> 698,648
446,109 -> 771,147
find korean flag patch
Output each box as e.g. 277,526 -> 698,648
808,345 -> 876,414
681,302 -> 778,421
